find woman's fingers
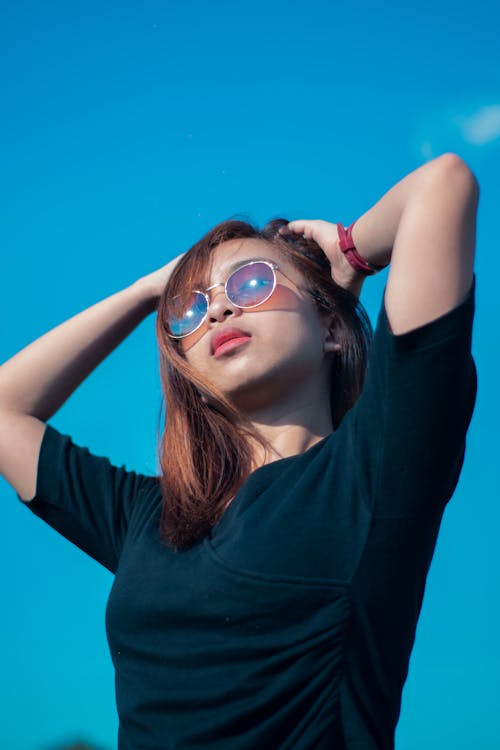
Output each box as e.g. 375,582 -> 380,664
280,219 -> 320,239
280,220 -> 339,260
279,219 -> 365,298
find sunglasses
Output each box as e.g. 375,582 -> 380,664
166,259 -> 301,338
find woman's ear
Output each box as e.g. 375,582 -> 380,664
322,314 -> 341,353
324,336 -> 341,354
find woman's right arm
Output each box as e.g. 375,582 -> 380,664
0,262 -> 174,502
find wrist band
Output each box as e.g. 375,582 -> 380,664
337,222 -> 389,276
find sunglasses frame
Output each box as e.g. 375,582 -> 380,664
166,259 -> 299,339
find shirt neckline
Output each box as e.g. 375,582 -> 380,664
210,432 -> 333,535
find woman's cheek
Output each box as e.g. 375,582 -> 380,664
180,323 -> 210,354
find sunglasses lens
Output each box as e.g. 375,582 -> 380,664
168,292 -> 207,337
226,262 -> 275,307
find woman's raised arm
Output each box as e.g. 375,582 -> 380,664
350,153 -> 479,333
0,254 -> 181,501
283,153 -> 479,334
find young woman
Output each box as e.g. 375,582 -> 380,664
0,152 -> 478,749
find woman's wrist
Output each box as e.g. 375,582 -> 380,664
337,222 -> 390,276
331,234 -> 367,299
350,221 -> 393,269
131,275 -> 162,314
135,253 -> 186,313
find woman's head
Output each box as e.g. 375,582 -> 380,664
159,218 -> 371,420
155,218 -> 372,550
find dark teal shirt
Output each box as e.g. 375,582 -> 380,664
20,279 -> 477,749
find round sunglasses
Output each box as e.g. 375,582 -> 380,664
166,259 -> 301,338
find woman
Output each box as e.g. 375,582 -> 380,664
0,152 -> 478,749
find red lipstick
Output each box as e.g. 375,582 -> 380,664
211,327 -> 252,357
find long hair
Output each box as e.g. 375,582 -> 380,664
155,218 -> 373,551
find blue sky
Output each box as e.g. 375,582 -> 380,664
1,1 -> 499,748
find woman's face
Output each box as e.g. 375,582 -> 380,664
178,238 -> 338,413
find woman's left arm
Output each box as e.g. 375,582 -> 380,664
283,154 -> 479,518
282,153 -> 479,333
350,152 -> 479,333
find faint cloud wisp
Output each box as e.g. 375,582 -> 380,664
454,105 -> 500,146
416,101 -> 500,162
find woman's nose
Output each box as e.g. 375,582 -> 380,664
207,288 -> 241,323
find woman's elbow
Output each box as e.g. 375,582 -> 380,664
432,152 -> 480,198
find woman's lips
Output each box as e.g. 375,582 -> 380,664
213,336 -> 252,358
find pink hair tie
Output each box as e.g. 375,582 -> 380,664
337,222 -> 388,276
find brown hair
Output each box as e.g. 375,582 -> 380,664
155,218 -> 373,551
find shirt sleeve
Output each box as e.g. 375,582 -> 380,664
348,275 -> 477,518
17,423 -> 159,572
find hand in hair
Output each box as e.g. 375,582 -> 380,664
138,252 -> 186,310
279,220 -> 365,298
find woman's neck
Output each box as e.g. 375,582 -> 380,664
248,396 -> 334,466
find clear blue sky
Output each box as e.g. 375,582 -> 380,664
1,2 -> 499,748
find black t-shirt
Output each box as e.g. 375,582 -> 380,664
19,279 -> 477,750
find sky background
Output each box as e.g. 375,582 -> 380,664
1,1 -> 499,748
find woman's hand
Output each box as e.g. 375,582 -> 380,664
136,252 -> 186,311
279,219 -> 365,298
